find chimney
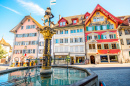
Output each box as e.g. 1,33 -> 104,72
59,15 -> 61,20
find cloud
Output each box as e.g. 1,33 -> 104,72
0,4 -> 22,15
17,0 -> 45,16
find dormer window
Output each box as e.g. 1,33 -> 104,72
96,12 -> 100,15
86,16 -> 88,19
60,22 -> 62,26
63,22 -> 65,25
73,20 -> 77,23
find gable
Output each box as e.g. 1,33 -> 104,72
85,4 -> 123,27
58,17 -> 68,24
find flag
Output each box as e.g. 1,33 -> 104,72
50,0 -> 56,5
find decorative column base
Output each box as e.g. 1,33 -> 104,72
40,66 -> 52,78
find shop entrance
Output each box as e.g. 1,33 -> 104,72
90,55 -> 95,64
76,57 -> 85,63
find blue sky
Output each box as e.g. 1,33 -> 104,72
0,0 -> 130,46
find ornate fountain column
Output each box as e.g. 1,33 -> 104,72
37,7 -> 55,77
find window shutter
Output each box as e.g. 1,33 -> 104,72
92,26 -> 95,31
109,43 -> 112,49
98,35 -> 100,39
95,26 -> 97,31
107,24 -> 109,29
114,34 -> 116,39
116,43 -> 119,49
101,35 -> 103,39
100,25 -> 102,30
101,44 -> 104,49
86,26 -> 88,31
87,36 -> 89,40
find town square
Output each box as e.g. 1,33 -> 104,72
0,0 -> 130,86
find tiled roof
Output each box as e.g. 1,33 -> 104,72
0,38 -> 10,46
10,15 -> 42,33
117,15 -> 130,26
53,14 -> 86,28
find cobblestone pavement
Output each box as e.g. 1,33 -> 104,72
89,67 -> 130,86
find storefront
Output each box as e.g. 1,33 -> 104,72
100,55 -> 118,63
76,57 -> 85,63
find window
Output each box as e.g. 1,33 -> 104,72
94,35 -> 98,40
74,30 -> 76,33
77,29 -> 80,33
104,44 -> 109,49
60,30 -> 63,34
120,39 -> 124,45
39,49 -> 43,54
70,46 -> 73,52
93,18 -> 96,22
80,29 -> 83,32
129,51 -> 130,56
79,38 -> 83,42
26,25 -> 30,29
100,55 -> 108,62
109,34 -> 114,39
88,27 -> 92,31
65,46 -> 68,52
89,44 -> 95,49
21,26 -> 24,30
28,19 -> 30,22
63,22 -> 65,25
112,44 -> 116,49
60,39 -> 63,43
65,38 -> 68,43
126,39 -> 130,45
75,46 -> 78,52
32,25 -> 35,28
56,30 -> 58,34
96,12 -> 100,15
124,29 -> 130,35
75,38 -> 78,43
109,55 -> 118,62
60,22 -> 62,26
109,24 -> 114,29
102,25 -> 106,30
103,35 -> 107,39
32,41 -> 36,45
119,30 -> 122,36
71,30 -> 73,33
100,17 -> 104,21
55,47 -> 58,52
97,26 -> 100,30
86,16 -> 88,19
97,18 -> 100,21
80,46 -> 84,52
97,44 -> 101,49
89,36 -> 92,40
65,30 -> 68,34
55,39 -> 59,43
70,38 -> 73,43
73,20 -> 77,23
33,49 -> 35,54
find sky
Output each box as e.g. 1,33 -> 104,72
0,0 -> 130,46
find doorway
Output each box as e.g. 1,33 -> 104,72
90,55 -> 95,64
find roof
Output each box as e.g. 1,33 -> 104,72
0,37 -> 10,46
53,14 -> 86,28
10,15 -> 42,33
117,15 -> 130,26
85,4 -> 123,26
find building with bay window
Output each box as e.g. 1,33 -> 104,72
52,13 -> 90,64
117,15 -> 130,63
85,4 -> 123,64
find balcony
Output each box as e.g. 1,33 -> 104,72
87,49 -> 97,54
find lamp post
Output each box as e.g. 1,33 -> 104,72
37,7 -> 55,77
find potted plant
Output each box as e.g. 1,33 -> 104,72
35,58 -> 38,66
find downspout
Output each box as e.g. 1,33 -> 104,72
37,30 -> 40,64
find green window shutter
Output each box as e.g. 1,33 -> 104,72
109,43 -> 112,49
95,26 -> 97,31
92,26 -> 95,31
86,26 -> 88,31
87,36 -> 89,40
116,43 -> 119,49
129,51 -> 130,56
101,44 -> 104,49
101,35 -> 103,39
114,34 -> 116,39
98,35 -> 100,39
100,25 -> 102,30
107,24 -> 109,29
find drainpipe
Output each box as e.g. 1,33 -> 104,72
37,30 -> 40,65
9,33 -> 16,66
